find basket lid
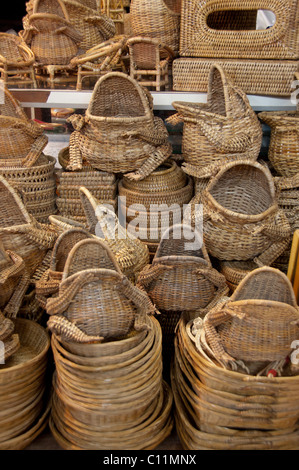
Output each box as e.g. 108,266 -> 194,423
50,228 -> 93,273
63,237 -> 122,279
85,72 -> 153,123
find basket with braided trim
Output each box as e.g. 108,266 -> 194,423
137,224 -> 228,312
170,64 -> 262,177
46,237 -> 157,342
66,72 -> 172,180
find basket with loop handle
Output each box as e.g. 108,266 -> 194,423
202,267 -> 299,370
26,0 -> 82,65
35,228 -> 92,309
0,177 -> 57,276
258,111 -> 299,177
46,238 -> 158,342
0,87 -> 48,168
79,186 -> 150,281
169,64 -> 262,177
198,160 -> 291,265
137,224 -> 228,312
66,72 -> 172,180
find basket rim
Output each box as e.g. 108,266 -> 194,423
118,174 -> 193,198
50,228 -> 93,271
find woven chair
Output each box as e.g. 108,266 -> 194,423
46,238 -> 157,342
198,160 -> 291,265
202,267 -> 299,370
127,36 -> 174,91
137,224 -> 228,312
67,71 -> 172,179
170,64 -> 263,177
0,33 -> 36,88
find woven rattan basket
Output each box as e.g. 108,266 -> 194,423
46,237 -> 157,342
258,111 -> 299,177
219,259 -> 261,293
171,64 -> 262,176
67,72 -> 172,180
179,0 -> 299,60
0,177 -> 57,276
130,0 -> 181,54
198,160 -> 291,264
137,224 -> 228,312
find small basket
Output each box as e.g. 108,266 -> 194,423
67,72 -> 172,180
258,111 -> 299,177
219,259 -> 261,293
171,64 -> 262,176
137,224 -> 228,312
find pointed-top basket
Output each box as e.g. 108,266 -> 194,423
170,64 -> 262,177
203,267 -> 299,367
46,237 -> 157,342
137,223 -> 228,312
67,72 -> 172,180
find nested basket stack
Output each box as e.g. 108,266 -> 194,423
0,318 -> 51,450
173,0 -> 299,97
45,237 -> 173,449
56,147 -> 117,224
118,160 -> 193,254
172,267 -> 299,450
66,72 -> 172,181
0,86 -> 56,223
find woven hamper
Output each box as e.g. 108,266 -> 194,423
67,72 -> 172,180
179,0 -> 299,60
171,64 -> 262,176
198,160 -> 291,264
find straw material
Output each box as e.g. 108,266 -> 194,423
219,259 -> 261,293
67,72 -> 172,180
172,57 -> 299,97
258,111 -> 299,177
130,0 -> 181,54
137,224 -> 228,312
171,64 -> 262,175
198,160 -> 291,264
0,32 -> 36,88
179,0 -> 299,59
46,237 -> 157,341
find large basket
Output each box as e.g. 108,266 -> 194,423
202,267 -> 299,366
130,0 -> 181,54
67,72 -> 172,180
171,64 -> 262,176
179,0 -> 299,60
46,237 -> 157,341
137,224 -> 228,312
199,160 -> 291,264
0,176 -> 57,276
258,111 -> 299,177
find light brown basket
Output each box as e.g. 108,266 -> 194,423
258,111 -> 299,177
46,237 -> 157,341
130,0 -> 181,54
179,0 -> 299,60
219,259 -> 261,293
198,160 -> 291,264
171,64 -> 262,176
137,224 -> 228,312
67,71 -> 172,180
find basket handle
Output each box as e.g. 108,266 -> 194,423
3,267 -> 30,318
195,118 -> 253,153
124,143 -> 172,181
0,250 -> 25,284
21,134 -> 48,168
47,314 -> 103,343
67,130 -> 83,171
54,25 -> 82,44
136,263 -> 174,289
4,219 -> 57,250
254,237 -> 291,267
35,268 -> 61,297
118,275 -> 160,316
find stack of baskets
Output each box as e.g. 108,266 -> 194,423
172,267 -> 299,450
56,147 -> 117,224
0,318 -> 51,450
118,160 -> 193,254
0,86 -> 56,223
173,0 -> 299,97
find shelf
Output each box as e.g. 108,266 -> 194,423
10,89 -> 296,112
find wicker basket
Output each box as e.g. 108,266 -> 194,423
27,0 -> 82,65
219,259 -> 261,293
0,177 -> 57,276
137,224 -> 228,312
46,237 -> 157,342
171,64 -> 262,176
258,111 -> 299,177
67,72 -> 172,180
0,312 -> 20,362
198,160 -> 291,264
130,0 -> 181,54
179,0 -> 299,60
